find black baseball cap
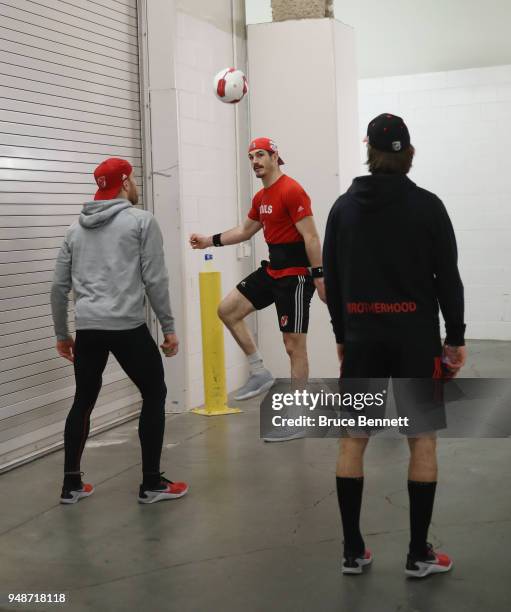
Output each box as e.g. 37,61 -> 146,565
366,113 -> 411,153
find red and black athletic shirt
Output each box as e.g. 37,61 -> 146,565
248,174 -> 313,279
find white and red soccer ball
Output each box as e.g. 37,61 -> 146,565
213,68 -> 248,104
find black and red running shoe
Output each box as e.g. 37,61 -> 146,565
342,549 -> 373,575
405,543 -> 453,578
60,481 -> 94,505
138,473 -> 188,504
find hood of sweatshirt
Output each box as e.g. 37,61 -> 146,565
79,199 -> 132,228
347,174 -> 416,212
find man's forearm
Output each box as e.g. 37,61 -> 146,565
433,199 -> 466,346
322,211 -> 343,342
51,238 -> 72,341
145,280 -> 175,334
436,276 -> 465,346
50,285 -> 70,341
326,298 -> 344,343
303,234 -> 322,268
211,225 -> 247,246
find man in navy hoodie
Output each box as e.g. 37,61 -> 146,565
51,158 -> 188,505
323,114 -> 466,578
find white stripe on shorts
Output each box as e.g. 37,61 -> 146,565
294,275 -> 305,333
299,275 -> 305,331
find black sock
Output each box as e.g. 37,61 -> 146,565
336,476 -> 365,556
408,480 -> 437,557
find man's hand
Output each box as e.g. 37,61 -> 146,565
337,343 -> 344,363
442,344 -> 466,378
314,277 -> 326,303
161,333 -> 179,357
56,337 -> 75,363
189,234 -> 212,249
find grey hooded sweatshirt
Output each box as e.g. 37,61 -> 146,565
51,199 -> 175,341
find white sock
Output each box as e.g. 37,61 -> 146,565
247,350 -> 265,375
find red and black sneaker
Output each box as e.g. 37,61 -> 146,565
405,543 -> 453,578
60,481 -> 94,505
342,549 -> 373,575
138,473 -> 188,504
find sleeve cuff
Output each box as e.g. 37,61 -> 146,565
334,332 -> 344,344
329,317 -> 344,344
445,323 -> 466,347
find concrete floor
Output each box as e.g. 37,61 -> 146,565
0,340 -> 510,612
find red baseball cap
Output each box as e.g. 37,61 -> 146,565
93,158 -> 133,200
248,137 -> 285,165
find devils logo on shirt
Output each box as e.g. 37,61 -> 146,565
280,315 -> 288,327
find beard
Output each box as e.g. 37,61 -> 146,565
128,191 -> 138,205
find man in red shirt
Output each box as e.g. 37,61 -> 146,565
190,138 -> 325,437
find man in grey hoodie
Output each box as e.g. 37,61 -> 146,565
51,157 -> 188,505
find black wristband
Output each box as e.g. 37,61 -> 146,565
311,266 -> 324,278
212,233 -> 223,247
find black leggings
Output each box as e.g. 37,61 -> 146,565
64,324 -> 167,476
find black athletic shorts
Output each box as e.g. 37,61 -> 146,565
340,334 -> 446,436
236,261 -> 315,333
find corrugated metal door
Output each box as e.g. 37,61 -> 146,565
0,0 -> 145,471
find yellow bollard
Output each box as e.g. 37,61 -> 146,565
192,255 -> 241,416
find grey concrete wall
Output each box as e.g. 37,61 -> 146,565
271,0 -> 333,21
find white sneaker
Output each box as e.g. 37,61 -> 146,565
263,429 -> 305,443
234,369 -> 275,400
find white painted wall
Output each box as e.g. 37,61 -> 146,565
144,0 -> 251,410
246,0 -> 511,78
358,64 -> 511,340
143,0 -> 186,412
248,19 -> 359,377
174,6 -> 253,409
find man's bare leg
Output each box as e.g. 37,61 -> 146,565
337,436 -> 369,478
262,333 -> 310,442
408,435 -> 437,482
218,288 -> 274,400
217,288 -> 257,355
282,332 -> 309,383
